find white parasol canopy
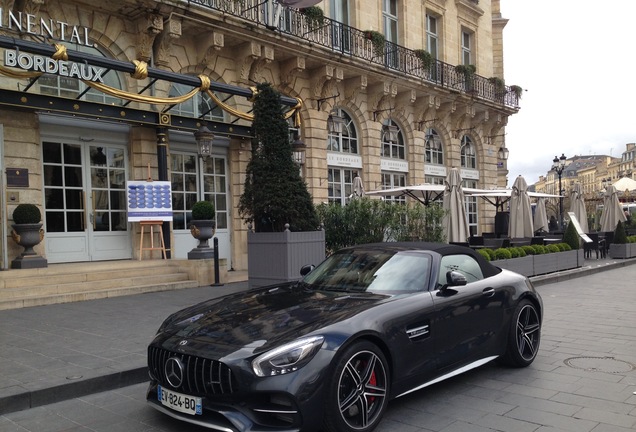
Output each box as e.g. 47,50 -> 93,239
351,175 -> 365,198
442,168 -> 470,243
533,197 -> 549,233
568,183 -> 588,233
600,185 -> 627,232
508,175 -> 534,238
612,177 -> 636,193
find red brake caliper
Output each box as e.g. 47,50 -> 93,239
367,370 -> 377,403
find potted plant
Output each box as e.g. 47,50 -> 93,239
413,49 -> 434,70
488,77 -> 505,99
609,220 -> 633,259
300,6 -> 324,29
11,203 -> 48,269
239,82 -> 324,287
455,64 -> 476,91
509,84 -> 523,100
187,200 -> 216,259
363,30 -> 385,57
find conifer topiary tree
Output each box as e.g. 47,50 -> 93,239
563,221 -> 580,250
238,82 -> 319,232
614,220 -> 627,244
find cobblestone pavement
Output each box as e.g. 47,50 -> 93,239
1,260 -> 636,431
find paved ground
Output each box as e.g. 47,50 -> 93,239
1,257 -> 636,431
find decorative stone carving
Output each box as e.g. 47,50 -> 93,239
153,17 -> 181,68
280,56 -> 305,86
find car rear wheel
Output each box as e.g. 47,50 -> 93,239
323,341 -> 389,432
501,299 -> 541,367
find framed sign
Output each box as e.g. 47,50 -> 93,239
126,180 -> 173,222
6,168 -> 29,187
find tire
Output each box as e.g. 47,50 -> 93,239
501,299 -> 541,367
322,341 -> 390,432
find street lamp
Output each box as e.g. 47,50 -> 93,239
552,153 -> 567,231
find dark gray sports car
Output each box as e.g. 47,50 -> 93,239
147,242 -> 542,432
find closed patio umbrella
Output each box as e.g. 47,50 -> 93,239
533,197 -> 549,234
600,185 -> 627,232
568,183 -> 588,233
442,168 -> 470,243
352,174 -> 365,198
508,175 -> 534,238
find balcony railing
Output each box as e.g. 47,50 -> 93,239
188,0 -> 520,108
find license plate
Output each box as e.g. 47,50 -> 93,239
158,385 -> 202,415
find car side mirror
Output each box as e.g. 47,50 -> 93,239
300,264 -> 315,276
446,270 -> 467,287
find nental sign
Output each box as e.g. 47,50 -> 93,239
4,50 -> 105,83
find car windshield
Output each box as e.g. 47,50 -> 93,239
302,248 -> 431,293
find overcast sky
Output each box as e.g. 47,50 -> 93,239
500,0 -> 636,187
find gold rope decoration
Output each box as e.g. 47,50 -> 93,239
52,44 -> 68,61
205,89 -> 254,121
131,60 -> 148,80
0,64 -> 42,79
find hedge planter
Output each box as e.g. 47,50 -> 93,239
533,253 -> 559,276
556,249 -> 579,271
608,243 -> 636,259
248,229 -> 326,288
493,255 -> 533,277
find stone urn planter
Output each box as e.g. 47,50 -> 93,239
187,201 -> 216,260
11,203 -> 48,269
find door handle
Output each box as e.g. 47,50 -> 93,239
482,288 -> 495,297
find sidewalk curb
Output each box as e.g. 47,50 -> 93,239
0,367 -> 148,415
530,258 -> 636,286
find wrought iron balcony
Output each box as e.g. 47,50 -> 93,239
187,0 -> 520,109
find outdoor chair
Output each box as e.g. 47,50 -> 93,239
583,232 -> 604,259
602,231 -> 614,256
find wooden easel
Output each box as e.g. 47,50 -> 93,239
139,220 -> 166,260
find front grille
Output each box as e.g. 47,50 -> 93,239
148,346 -> 237,396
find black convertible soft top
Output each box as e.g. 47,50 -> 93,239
341,242 -> 501,279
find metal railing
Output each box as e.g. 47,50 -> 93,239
187,0 -> 520,108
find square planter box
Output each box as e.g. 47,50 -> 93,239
608,243 -> 636,259
533,253 -> 559,275
492,255 -> 533,277
576,249 -> 585,266
556,249 -> 579,271
247,230 -> 326,288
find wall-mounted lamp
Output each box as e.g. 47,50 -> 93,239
194,123 -> 214,160
316,92 -> 340,111
416,118 -> 439,131
327,112 -> 346,135
497,144 -> 509,161
383,123 -> 399,142
291,134 -> 306,165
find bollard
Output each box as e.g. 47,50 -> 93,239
212,237 -> 223,286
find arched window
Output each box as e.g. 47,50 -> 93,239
327,108 -> 358,154
461,135 -> 476,169
168,82 -> 224,121
37,44 -> 124,105
381,119 -> 405,159
425,128 -> 443,165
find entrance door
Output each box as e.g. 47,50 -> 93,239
43,134 -> 131,263
170,152 -> 231,268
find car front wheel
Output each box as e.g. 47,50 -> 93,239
323,341 -> 389,432
501,299 -> 541,367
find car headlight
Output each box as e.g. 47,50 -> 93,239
252,336 -> 324,377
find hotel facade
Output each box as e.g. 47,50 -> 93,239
0,0 -> 518,272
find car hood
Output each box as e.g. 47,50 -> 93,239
153,283 -> 391,360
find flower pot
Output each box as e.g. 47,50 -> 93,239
11,223 -> 48,269
187,219 -> 216,259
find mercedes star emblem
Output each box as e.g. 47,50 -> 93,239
165,357 -> 184,388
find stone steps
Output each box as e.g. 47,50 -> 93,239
0,260 -> 200,310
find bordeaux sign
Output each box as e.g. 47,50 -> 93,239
4,50 -> 106,83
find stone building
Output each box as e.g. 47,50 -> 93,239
0,0 -> 519,272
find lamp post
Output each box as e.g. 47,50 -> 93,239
552,153 -> 567,231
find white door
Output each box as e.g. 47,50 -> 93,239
170,151 -> 231,269
42,126 -> 131,263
